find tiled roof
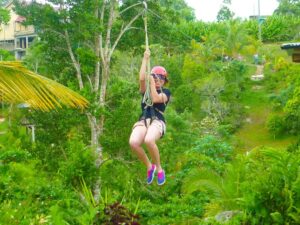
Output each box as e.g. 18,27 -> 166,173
281,43 -> 300,49
15,16 -> 26,23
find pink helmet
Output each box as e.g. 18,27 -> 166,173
151,66 -> 168,82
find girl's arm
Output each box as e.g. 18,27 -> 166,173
149,76 -> 168,103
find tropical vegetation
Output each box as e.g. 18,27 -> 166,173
0,0 -> 300,224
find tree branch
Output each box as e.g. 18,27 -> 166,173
109,10 -> 144,59
119,2 -> 143,15
64,29 -> 84,90
104,0 -> 115,60
99,0 -> 106,64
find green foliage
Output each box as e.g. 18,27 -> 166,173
199,116 -> 219,135
0,131 -> 99,224
0,7 -> 9,24
0,160 -> 70,224
192,135 -> 233,165
265,63 -> 300,136
245,15 -> 300,42
0,49 -> 14,61
240,147 -> 300,224
23,40 -> 47,74
217,6 -> 234,22
173,84 -> 197,113
102,76 -> 139,157
262,15 -> 300,42
182,147 -> 300,224
275,0 -> 300,16
3,2 -> 300,224
0,130 -> 30,163
159,53 -> 184,90
58,136 -> 98,187
266,114 -> 285,138
182,158 -> 247,217
139,194 -> 206,225
182,52 -> 207,82
284,87 -> 300,134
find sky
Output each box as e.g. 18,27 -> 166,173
185,0 -> 279,22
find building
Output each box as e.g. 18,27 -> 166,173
0,1 -> 37,59
281,43 -> 300,63
249,15 -> 268,21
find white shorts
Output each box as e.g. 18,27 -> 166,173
133,119 -> 166,137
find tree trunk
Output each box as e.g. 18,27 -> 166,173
87,112 -> 102,203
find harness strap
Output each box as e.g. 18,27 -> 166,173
154,107 -> 164,115
141,104 -> 165,127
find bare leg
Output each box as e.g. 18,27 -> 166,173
144,123 -> 163,172
129,124 -> 152,170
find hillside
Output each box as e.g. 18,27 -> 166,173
235,74 -> 297,151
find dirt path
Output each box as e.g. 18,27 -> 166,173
255,65 -> 264,75
234,66 -> 297,151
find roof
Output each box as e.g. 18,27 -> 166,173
4,0 -> 13,9
15,16 -> 26,23
281,43 -> 300,50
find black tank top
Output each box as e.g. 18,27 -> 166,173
139,88 -> 171,122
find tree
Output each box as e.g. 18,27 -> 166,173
0,0 -> 9,25
0,49 -> 14,61
13,0 -> 163,201
158,0 -> 195,21
217,6 -> 234,22
217,0 -> 234,22
275,0 -> 300,15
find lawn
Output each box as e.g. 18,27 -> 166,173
234,78 -> 297,152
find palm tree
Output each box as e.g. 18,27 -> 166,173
0,61 -> 88,111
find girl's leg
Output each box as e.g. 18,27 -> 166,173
129,123 -> 152,169
144,121 -> 163,172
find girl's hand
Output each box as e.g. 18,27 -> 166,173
150,74 -> 155,84
144,49 -> 150,60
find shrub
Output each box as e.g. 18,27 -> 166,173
266,114 -> 285,138
192,135 -> 233,164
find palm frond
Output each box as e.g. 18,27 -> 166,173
182,167 -> 224,197
0,61 -> 88,111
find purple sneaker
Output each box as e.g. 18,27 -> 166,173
147,164 -> 156,184
157,170 -> 165,186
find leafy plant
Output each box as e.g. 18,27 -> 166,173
266,114 -> 285,139
103,202 -> 140,225
192,135 -> 233,164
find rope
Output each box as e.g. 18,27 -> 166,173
141,1 -> 166,108
142,1 -> 153,107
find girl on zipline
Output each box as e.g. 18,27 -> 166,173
129,49 -> 171,186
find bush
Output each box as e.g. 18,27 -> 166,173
192,135 -> 233,165
266,114 -> 285,138
237,147 -> 300,224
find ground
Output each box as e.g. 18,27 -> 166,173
234,65 -> 297,152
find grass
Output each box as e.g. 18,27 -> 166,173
234,77 -> 297,152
